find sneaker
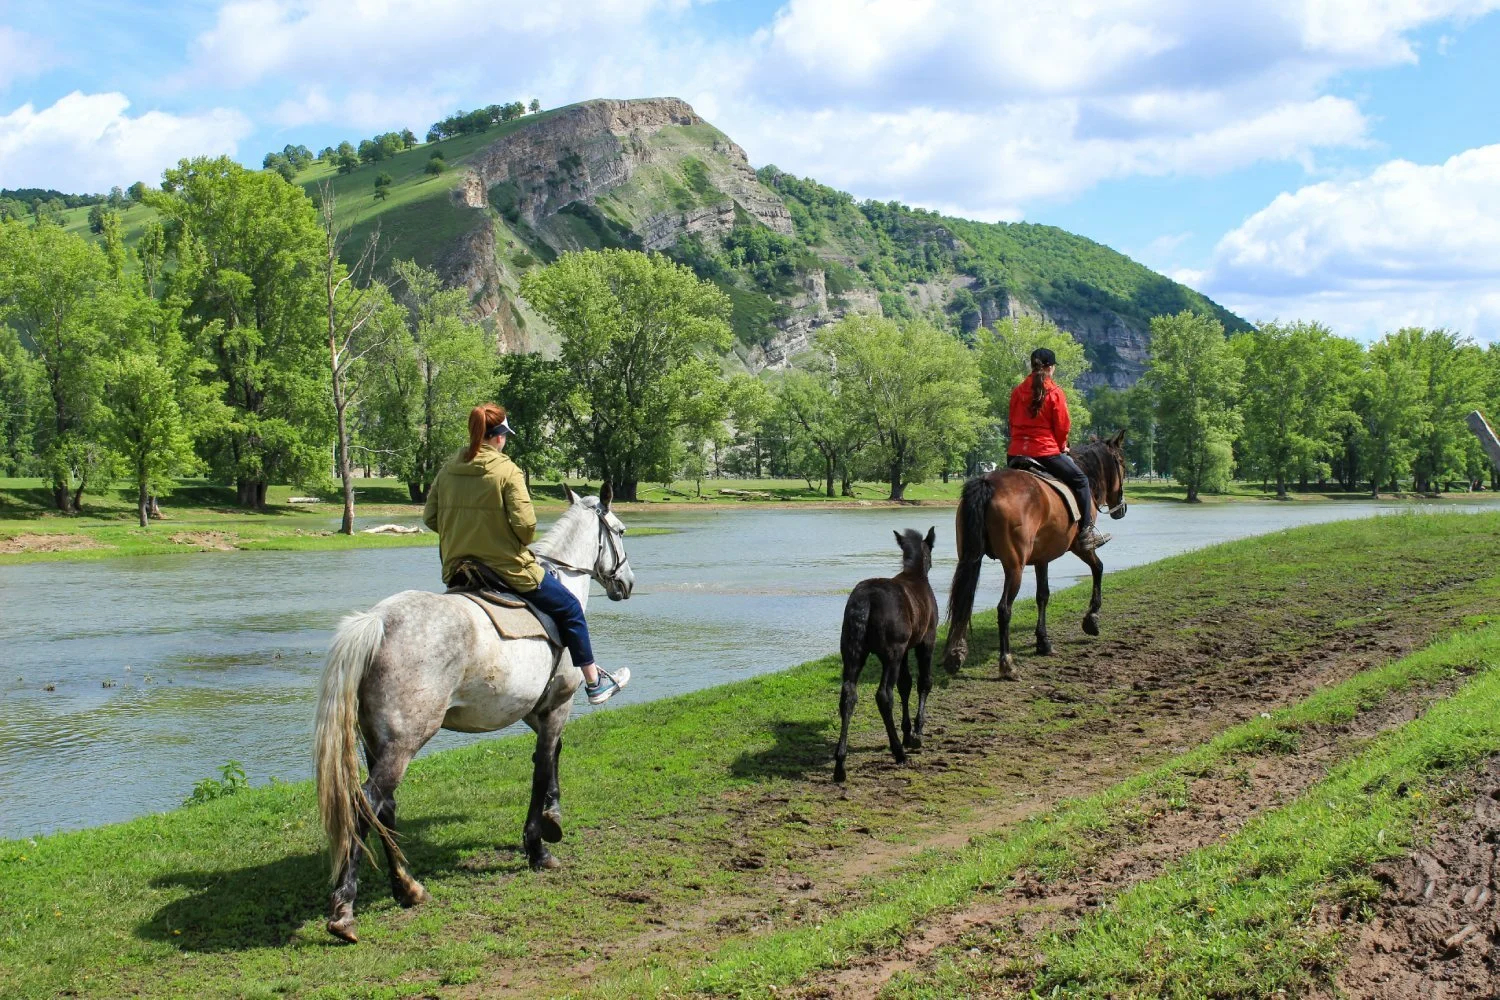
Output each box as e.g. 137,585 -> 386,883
1077,525 -> 1112,551
585,666 -> 631,705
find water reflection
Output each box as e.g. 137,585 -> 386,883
1,499 -> 1491,838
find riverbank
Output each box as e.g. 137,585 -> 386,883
3,512 -> 1500,997
5,475 -> 1495,566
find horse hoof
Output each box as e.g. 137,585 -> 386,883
395,880 -> 429,908
1036,640 -> 1052,656
942,649 -> 965,674
540,807 -> 563,844
998,655 -> 1017,681
903,734 -> 922,750
1083,615 -> 1100,637
327,917 -> 358,943
530,852 -> 563,872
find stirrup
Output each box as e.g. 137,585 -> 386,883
1077,526 -> 1111,551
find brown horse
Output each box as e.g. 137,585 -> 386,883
834,528 -> 938,783
942,432 -> 1128,680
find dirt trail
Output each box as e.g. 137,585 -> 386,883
807,678 -> 1464,998
1316,758 -> 1500,1000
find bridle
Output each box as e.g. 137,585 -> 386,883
538,506 -> 631,593
1096,451 -> 1128,517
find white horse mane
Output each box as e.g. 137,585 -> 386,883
531,498 -> 603,570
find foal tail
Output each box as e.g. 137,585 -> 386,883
315,610 -> 398,880
840,585 -> 872,670
945,474 -> 995,647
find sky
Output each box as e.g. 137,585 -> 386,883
1,0 -> 1498,342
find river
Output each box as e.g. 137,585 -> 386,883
2,499 -> 1492,839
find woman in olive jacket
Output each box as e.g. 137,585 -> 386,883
423,403 -> 629,704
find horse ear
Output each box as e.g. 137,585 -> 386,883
925,526 -> 936,550
598,480 -> 612,513
564,484 -> 580,504
1111,428 -> 1126,447
893,530 -> 903,547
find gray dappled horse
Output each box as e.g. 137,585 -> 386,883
313,486 -> 633,942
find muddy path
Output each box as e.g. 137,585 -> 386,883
452,522 -> 1500,996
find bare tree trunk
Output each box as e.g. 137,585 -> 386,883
137,479 -> 149,529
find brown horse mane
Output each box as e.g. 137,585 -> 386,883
1071,437 -> 1119,501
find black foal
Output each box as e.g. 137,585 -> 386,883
833,527 -> 938,783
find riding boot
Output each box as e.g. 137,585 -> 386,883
1076,514 -> 1111,551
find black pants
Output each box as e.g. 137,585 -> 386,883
1030,453 -> 1094,528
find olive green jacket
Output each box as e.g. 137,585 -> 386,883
422,445 -> 545,591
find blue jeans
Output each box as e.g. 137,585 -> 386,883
526,571 -> 595,667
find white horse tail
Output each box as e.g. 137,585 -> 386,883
315,610 -> 398,880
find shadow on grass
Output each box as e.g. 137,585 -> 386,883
729,719 -> 833,781
136,814 -> 479,951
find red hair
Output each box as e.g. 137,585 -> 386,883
463,403 -> 508,462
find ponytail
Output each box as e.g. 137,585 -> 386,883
1028,366 -> 1047,419
463,403 -> 508,462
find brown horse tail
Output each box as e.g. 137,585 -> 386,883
315,610 -> 401,881
945,474 -> 994,647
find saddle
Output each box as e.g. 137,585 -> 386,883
445,561 -> 563,648
1006,457 -> 1082,524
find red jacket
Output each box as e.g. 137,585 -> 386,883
1008,376 -> 1070,457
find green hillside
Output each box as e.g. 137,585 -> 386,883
44,98 -> 1248,382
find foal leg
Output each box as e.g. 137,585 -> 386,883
897,650 -> 914,749
833,650 -> 864,783
1035,562 -> 1053,655
1078,547 -> 1104,636
910,639 -> 935,749
874,651 -> 906,766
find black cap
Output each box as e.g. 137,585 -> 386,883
1030,347 -> 1057,368
485,418 -> 516,438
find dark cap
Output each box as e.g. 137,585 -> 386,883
485,417 -> 516,438
1030,347 -> 1057,368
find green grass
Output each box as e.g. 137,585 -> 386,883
3,513 -> 1500,997
880,629 -> 1500,999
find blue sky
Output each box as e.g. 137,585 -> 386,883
2,0 -> 1498,340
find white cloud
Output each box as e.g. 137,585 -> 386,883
0,92 -> 252,192
0,27 -> 54,91
1197,145 -> 1500,339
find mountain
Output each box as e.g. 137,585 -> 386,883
56,97 -> 1250,387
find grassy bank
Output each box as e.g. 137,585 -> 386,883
3,513 -> 1500,998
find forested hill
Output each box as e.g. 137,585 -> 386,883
33,97 -> 1247,387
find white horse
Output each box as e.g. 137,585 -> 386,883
313,485 -> 634,943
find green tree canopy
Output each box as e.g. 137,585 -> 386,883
519,249 -> 733,500
1145,311 -> 1243,502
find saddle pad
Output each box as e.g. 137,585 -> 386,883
452,590 -> 559,645
1010,465 -> 1081,523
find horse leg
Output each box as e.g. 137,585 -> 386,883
996,557 -> 1023,681
370,750 -> 428,908
327,804 -> 370,943
910,639 -> 934,749
523,698 -> 570,870
1035,561 -> 1053,655
1079,547 -> 1104,636
833,650 -> 864,783
897,650 -> 914,749
874,651 -> 906,765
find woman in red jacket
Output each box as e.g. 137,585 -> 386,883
1007,347 -> 1110,551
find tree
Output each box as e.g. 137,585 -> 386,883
1382,328 -> 1482,492
1144,311 -> 1243,502
335,142 -> 359,175
1355,335 -> 1427,496
107,186 -> 126,209
519,249 -> 733,500
105,349 -> 197,527
495,352 -> 565,487
127,181 -> 147,203
361,260 -> 496,501
0,220 -> 113,510
0,325 -> 40,475
773,360 -> 867,496
425,155 -> 446,176
529,99 -> 541,113
425,127 -> 442,144
374,173 -> 393,201
819,315 -> 986,500
976,314 -> 1090,444
317,183 -> 391,534
87,203 -> 108,234
146,157 -> 330,508
1232,320 -> 1343,499
400,128 -> 417,147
